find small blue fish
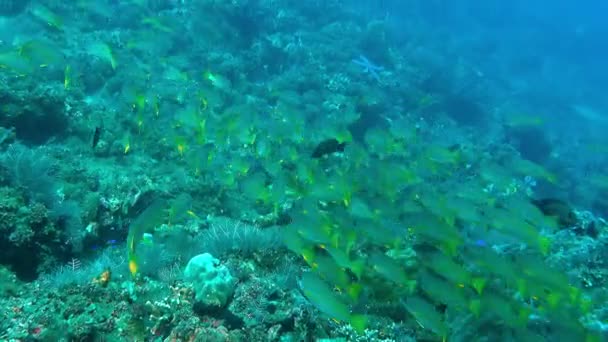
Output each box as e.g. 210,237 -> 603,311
142,233 -> 154,246
474,239 -> 487,247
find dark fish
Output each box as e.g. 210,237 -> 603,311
311,138 -> 346,158
532,198 -> 577,228
92,126 -> 101,148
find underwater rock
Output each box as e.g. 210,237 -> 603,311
0,86 -> 69,145
311,139 -> 346,158
218,310 -> 245,330
572,210 -> 602,239
0,126 -> 15,146
532,198 -> 577,229
82,59 -> 114,94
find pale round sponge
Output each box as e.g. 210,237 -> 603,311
184,253 -> 236,308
